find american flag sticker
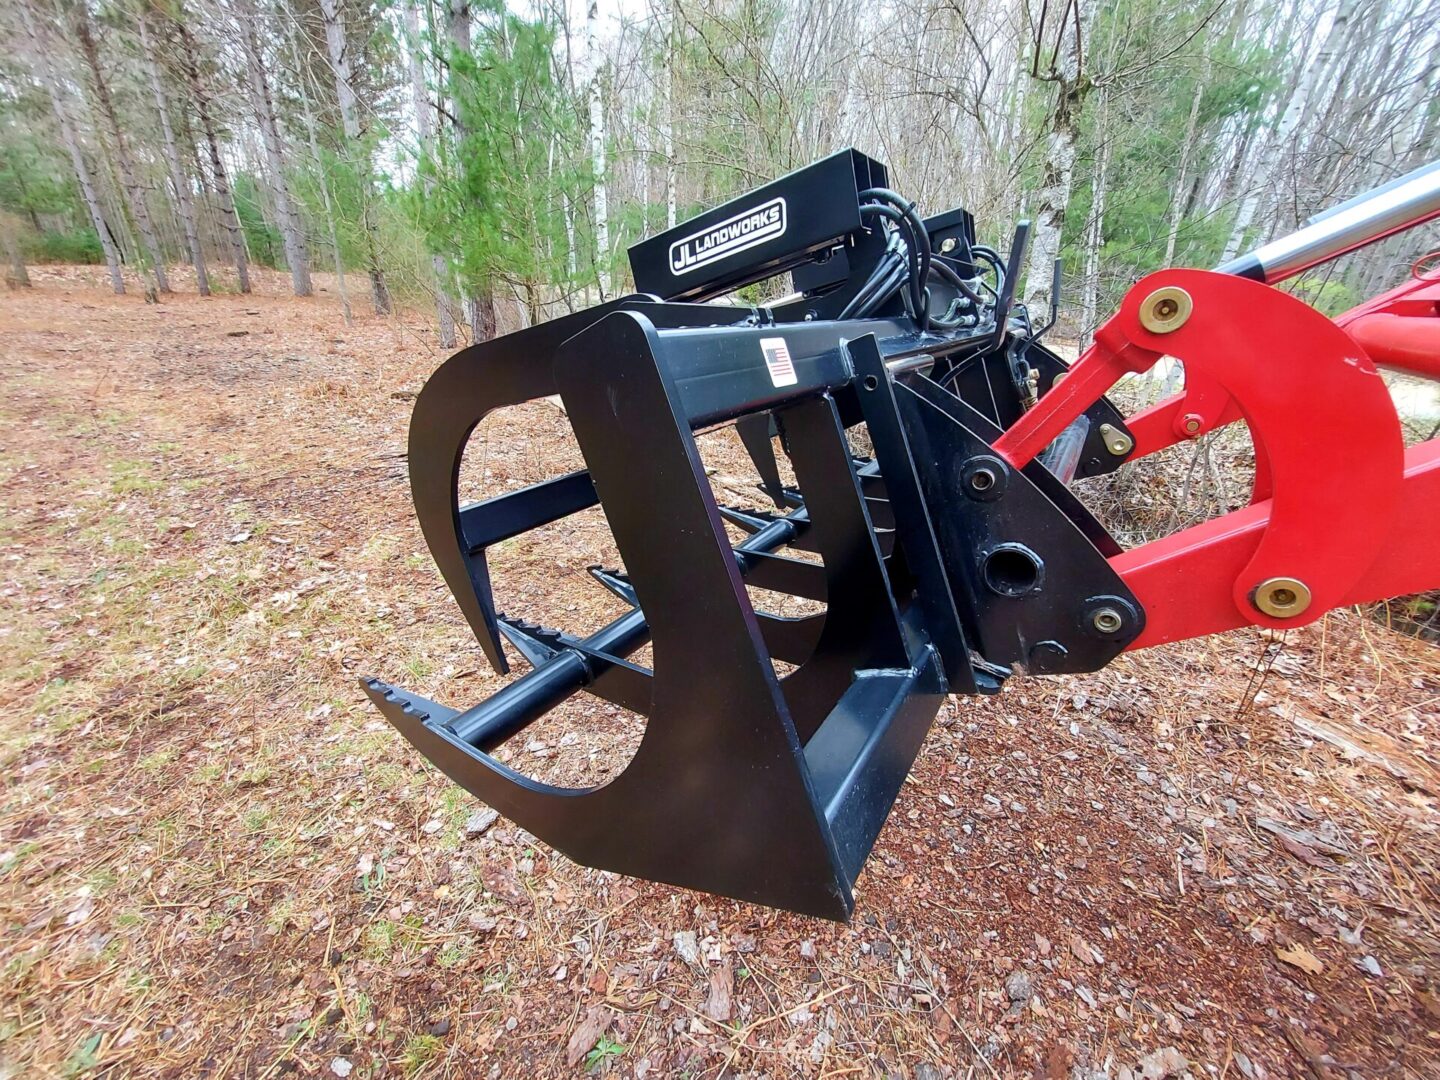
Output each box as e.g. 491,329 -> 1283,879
759,337 -> 798,388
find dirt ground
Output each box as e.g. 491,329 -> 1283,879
2,266 -> 1439,1079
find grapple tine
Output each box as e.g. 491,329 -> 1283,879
716,505 -> 772,533
496,616 -> 566,669
736,413 -> 787,507
585,565 -> 638,606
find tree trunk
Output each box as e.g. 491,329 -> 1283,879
662,0 -> 676,229
1022,0 -> 1095,313
586,0 -> 610,299
1080,86 -> 1110,347
1221,0 -> 1357,262
1406,63 -> 1440,171
235,0 -> 312,296
74,7 -> 169,293
1024,81 -> 1084,312
295,47 -> 353,325
407,2 -> 457,347
320,0 -> 390,314
320,0 -> 362,139
1164,69 -> 1206,267
174,13 -> 251,293
19,0 -> 124,293
2,214 -> 30,289
139,12 -> 208,296
472,292 -> 497,341
447,0 -> 496,341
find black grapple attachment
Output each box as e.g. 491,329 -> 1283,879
364,150 -> 1140,920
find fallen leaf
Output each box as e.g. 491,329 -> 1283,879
1069,933 -> 1102,966
704,959 -> 733,1022
565,1004 -> 613,1066
673,930 -> 700,965
1275,943 -> 1324,975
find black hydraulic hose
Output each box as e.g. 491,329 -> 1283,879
864,262 -> 912,318
859,203 -> 925,318
844,261 -> 907,320
972,244 -> 1006,289
861,187 -> 934,329
861,187 -> 933,282
841,244 -> 906,319
928,256 -> 985,306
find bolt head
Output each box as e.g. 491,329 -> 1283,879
1091,607 -> 1124,634
1138,286 -> 1193,334
1252,577 -> 1312,618
1098,423 -> 1134,457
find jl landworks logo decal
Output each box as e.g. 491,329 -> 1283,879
669,197 -> 787,275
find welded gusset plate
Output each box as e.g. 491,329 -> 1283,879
894,372 -> 1144,674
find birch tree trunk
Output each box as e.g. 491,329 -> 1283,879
1405,63 -> 1440,170
1164,74 -> 1205,267
407,2 -> 457,347
661,0 -> 676,229
139,12 -> 208,296
1080,86 -> 1110,347
1220,0 -> 1357,262
586,0 -> 610,299
235,0 -> 313,296
1022,2 -> 1095,312
1024,83 -> 1082,311
74,8 -> 170,293
20,0 -> 124,294
174,12 -> 251,293
320,0 -> 391,314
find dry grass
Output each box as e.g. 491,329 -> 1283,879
2,266 -> 1439,1078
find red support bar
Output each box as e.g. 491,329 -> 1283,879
996,268 -> 1419,646
1116,440 -> 1440,648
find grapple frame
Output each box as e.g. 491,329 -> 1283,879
366,152 -> 1440,920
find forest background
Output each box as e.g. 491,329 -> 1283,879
2,0 -> 1436,346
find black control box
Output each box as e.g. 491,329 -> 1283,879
628,149 -> 889,302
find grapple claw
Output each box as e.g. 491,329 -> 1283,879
366,149 -> 1440,918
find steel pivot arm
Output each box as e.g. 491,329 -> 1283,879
993,269 -> 1436,649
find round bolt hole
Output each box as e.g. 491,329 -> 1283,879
960,455 -> 1007,501
1155,298 -> 1178,319
1091,607 -> 1124,634
982,545 -> 1042,597
862,374 -> 879,391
